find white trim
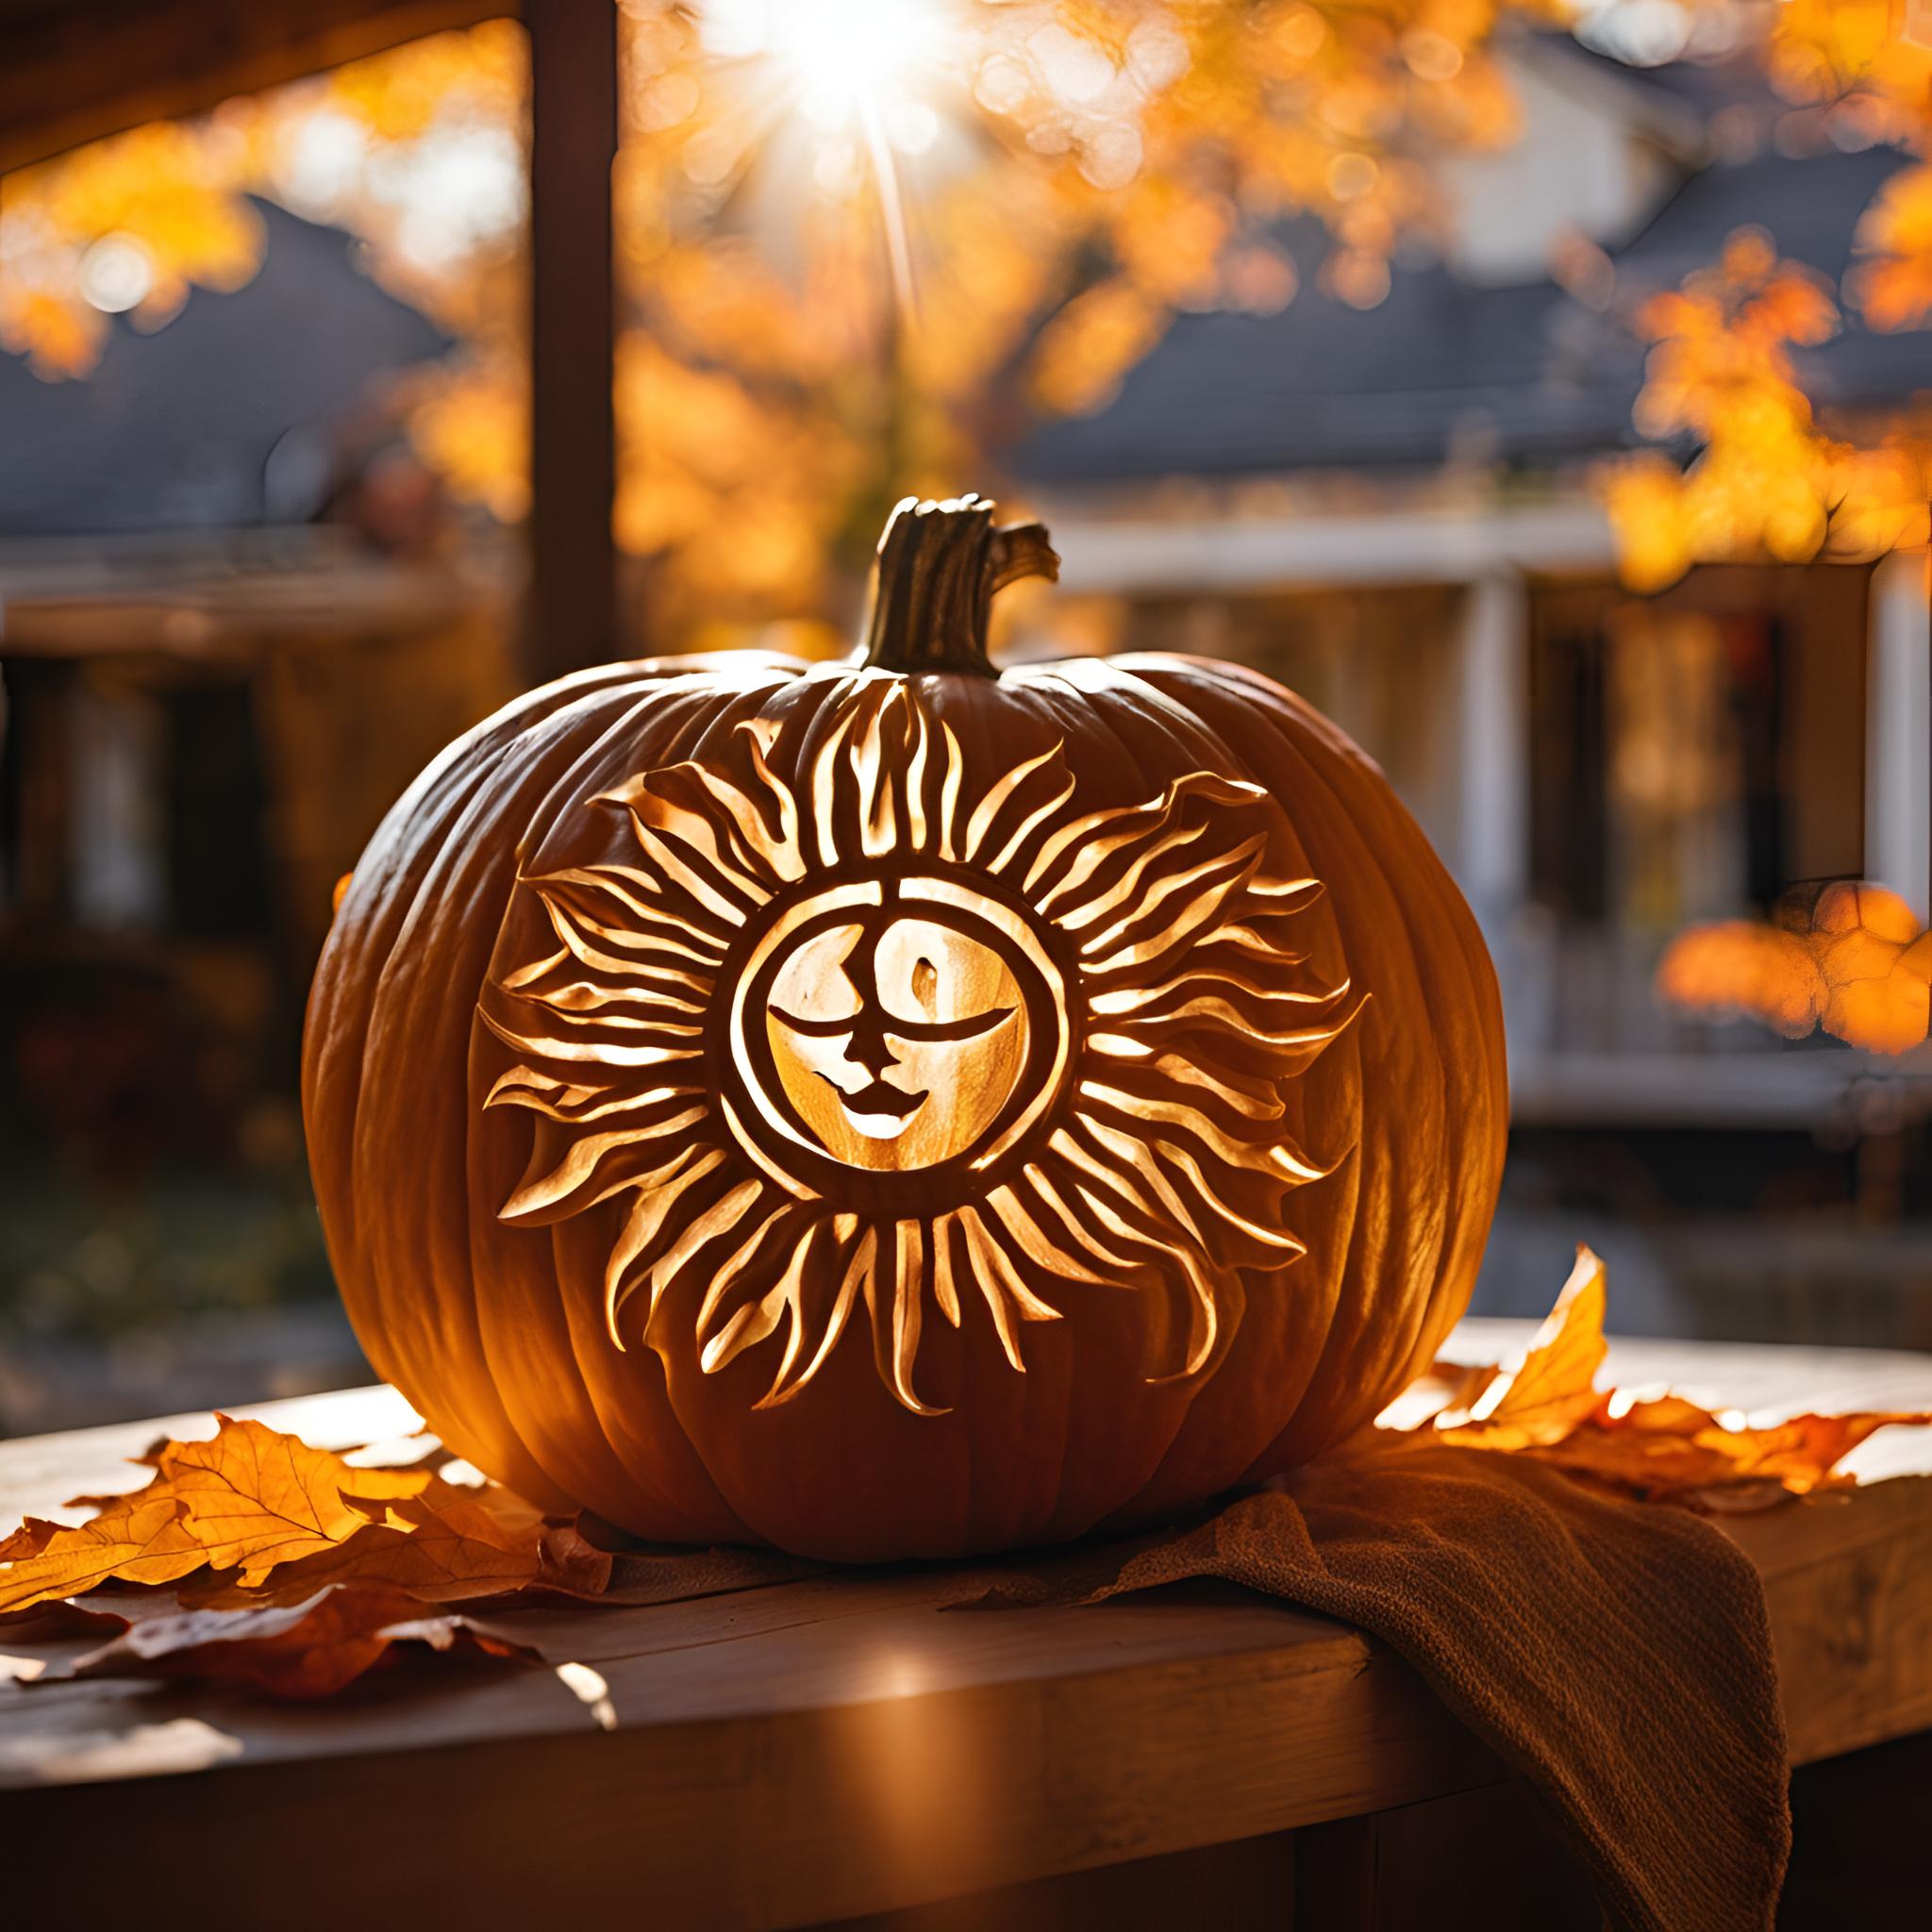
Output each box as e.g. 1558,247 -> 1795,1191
1455,573 -> 1531,919
1864,549 -> 1930,924
1041,501 -> 1617,593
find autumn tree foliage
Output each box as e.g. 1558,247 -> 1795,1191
1603,229 -> 1932,592
1,2 -> 1928,618
1598,2 -> 1932,586
1658,880 -> 1932,1056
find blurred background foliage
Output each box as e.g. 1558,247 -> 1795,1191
4,2 -> 1930,622
3,0 -> 1931,1430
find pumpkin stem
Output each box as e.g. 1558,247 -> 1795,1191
859,493 -> 1059,678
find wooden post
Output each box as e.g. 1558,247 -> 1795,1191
525,0 -> 619,680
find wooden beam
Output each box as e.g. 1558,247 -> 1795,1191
0,0 -> 502,174
524,0 -> 619,678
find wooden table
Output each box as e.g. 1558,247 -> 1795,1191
4,1322 -> 1930,1930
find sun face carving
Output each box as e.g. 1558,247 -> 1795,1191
480,676 -> 1361,1415
748,884 -> 1048,1171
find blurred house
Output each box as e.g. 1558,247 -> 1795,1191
1010,39 -> 1932,1344
0,195 -> 515,1002
0,197 -> 514,1428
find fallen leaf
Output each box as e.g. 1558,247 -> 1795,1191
42,1585 -> 541,1699
0,1519 -> 60,1563
1676,1480 -> 1801,1515
153,1416 -> 433,1581
592,1542 -> 823,1606
1,1413 -> 621,1627
0,1414 -> 430,1614
1504,1400 -> 1931,1505
0,1493 -> 219,1615
536,1520 -> 624,1599
0,1599 -> 130,1641
1437,1245 -> 1607,1448
177,1476 -> 591,1608
0,1597 -> 142,1683
1408,1250 -> 1932,1507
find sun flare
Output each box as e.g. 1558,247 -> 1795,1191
767,0 -> 948,123
481,675 -> 1360,1415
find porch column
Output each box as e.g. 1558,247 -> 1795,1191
525,0 -> 620,678
1865,549 -> 1930,924
1455,571 -> 1531,928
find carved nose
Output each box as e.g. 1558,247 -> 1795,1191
841,1013 -> 901,1082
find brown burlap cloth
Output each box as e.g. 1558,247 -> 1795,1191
958,1429 -> 1790,1932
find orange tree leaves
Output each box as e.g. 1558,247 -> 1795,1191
1657,879 -> 1932,1056
1853,163 -> 1932,332
1599,229 -> 1932,591
1425,1244 -> 1932,1505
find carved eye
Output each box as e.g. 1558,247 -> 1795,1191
767,924 -> 864,1024
911,957 -> 938,1010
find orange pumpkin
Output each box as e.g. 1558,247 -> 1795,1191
304,495 -> 1506,1560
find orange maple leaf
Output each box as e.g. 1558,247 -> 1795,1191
0,1497 -> 208,1612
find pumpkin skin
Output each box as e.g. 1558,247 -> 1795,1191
304,497 -> 1506,1560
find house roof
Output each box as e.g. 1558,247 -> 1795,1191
0,199 -> 451,538
1010,124 -> 1922,489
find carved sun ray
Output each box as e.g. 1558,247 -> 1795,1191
480,676 -> 1360,1415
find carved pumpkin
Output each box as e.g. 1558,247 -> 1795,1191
305,495 -> 1506,1560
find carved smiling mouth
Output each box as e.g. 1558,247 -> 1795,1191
816,1074 -> 926,1140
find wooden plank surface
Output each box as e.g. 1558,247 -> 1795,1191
2,1324 -> 1929,1929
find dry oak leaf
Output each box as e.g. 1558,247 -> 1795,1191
0,1414 -> 431,1614
41,1584 -> 541,1699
